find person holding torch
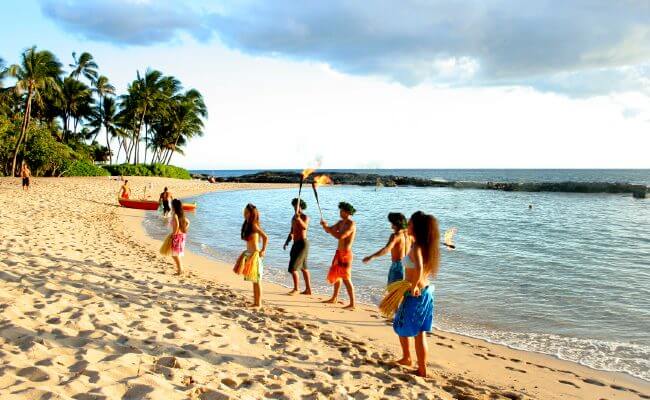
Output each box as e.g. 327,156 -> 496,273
320,202 -> 357,310
284,198 -> 313,295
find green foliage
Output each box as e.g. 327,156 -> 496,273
103,163 -> 191,179
24,125 -> 73,176
64,160 -> 109,177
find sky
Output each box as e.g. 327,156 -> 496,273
1,0 -> 649,169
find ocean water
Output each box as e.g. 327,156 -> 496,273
145,172 -> 650,381
192,169 -> 650,185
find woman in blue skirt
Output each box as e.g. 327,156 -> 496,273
392,211 -> 440,377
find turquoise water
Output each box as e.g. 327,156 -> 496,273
144,185 -> 650,380
193,169 -> 650,185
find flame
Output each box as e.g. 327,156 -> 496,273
301,168 -> 315,179
444,227 -> 457,249
313,175 -> 333,187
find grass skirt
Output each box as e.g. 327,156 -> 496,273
159,234 -> 173,256
233,251 -> 263,283
379,280 -> 411,318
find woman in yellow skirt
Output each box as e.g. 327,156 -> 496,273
233,203 -> 268,307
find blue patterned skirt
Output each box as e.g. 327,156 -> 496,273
393,285 -> 434,337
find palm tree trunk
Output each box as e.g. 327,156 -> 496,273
135,105 -> 147,164
105,123 -> 112,165
92,95 -> 103,143
11,90 -> 34,177
115,137 -> 123,164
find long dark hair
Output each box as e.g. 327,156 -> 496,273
241,203 -> 259,240
410,211 -> 440,278
172,199 -> 187,231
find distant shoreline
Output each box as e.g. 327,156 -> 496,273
191,170 -> 648,198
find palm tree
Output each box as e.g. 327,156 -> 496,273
91,75 -> 115,142
69,51 -> 98,83
7,47 -> 62,176
89,96 -> 119,164
121,69 -> 169,164
58,76 -> 94,140
151,89 -> 207,164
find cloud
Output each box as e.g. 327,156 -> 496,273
40,0 -> 212,45
40,0 -> 650,96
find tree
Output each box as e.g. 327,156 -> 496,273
89,96 -> 119,164
69,51 -> 98,83
7,47 -> 62,176
58,76 -> 94,139
90,75 -> 115,142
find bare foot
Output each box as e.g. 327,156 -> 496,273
247,303 -> 261,308
288,289 -> 298,296
301,289 -> 312,295
413,368 -> 427,378
321,298 -> 337,304
395,357 -> 412,366
343,304 -> 355,310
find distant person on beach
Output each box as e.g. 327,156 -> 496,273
170,199 -> 190,275
284,198 -> 312,295
119,180 -> 131,199
20,162 -> 31,191
159,187 -> 173,217
363,212 -> 411,285
392,211 -> 440,377
233,203 -> 268,308
320,201 -> 357,310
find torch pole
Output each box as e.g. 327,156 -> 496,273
296,175 -> 304,214
312,182 -> 324,220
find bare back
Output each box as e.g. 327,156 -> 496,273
391,230 -> 410,262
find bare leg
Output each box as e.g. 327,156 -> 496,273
301,269 -> 312,295
342,278 -> 355,309
288,271 -> 299,294
322,280 -> 341,303
396,336 -> 412,366
172,256 -> 182,275
414,332 -> 428,377
253,282 -> 262,307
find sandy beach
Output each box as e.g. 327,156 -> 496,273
0,176 -> 647,400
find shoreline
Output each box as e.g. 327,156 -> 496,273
1,176 -> 647,399
127,181 -> 648,396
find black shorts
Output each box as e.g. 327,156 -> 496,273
162,200 -> 171,213
288,239 -> 309,272
22,177 -> 30,187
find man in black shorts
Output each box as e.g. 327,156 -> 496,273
284,198 -> 312,295
159,187 -> 173,217
20,162 -> 31,191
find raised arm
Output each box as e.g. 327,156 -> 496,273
294,214 -> 309,230
327,221 -> 355,240
363,234 -> 398,264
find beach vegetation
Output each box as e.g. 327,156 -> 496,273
0,46 -> 207,177
103,163 -> 191,179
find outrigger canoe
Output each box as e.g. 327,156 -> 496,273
118,198 -> 197,211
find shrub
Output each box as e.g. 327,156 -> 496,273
103,163 -> 191,179
24,126 -> 73,176
63,160 -> 110,177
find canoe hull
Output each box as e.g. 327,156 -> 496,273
118,199 -> 197,211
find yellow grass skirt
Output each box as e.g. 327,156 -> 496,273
233,251 -> 263,283
159,234 -> 173,256
379,280 -> 412,318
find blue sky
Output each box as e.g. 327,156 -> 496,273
1,1 -> 649,169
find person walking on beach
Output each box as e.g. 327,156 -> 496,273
159,187 -> 173,217
363,212 -> 411,285
233,203 -> 268,308
119,180 -> 131,199
20,162 -> 31,191
320,202 -> 357,310
169,199 -> 190,275
284,198 -> 313,295
393,211 -> 440,377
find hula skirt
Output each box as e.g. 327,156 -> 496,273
326,249 -> 352,284
393,285 -> 434,337
379,280 -> 411,318
233,251 -> 263,283
160,234 -> 173,256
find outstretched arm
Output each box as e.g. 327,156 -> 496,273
363,234 -> 398,264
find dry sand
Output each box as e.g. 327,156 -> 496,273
0,176 -> 648,400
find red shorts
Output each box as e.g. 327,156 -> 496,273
327,249 -> 353,284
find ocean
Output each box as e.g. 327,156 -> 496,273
144,169 -> 649,381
